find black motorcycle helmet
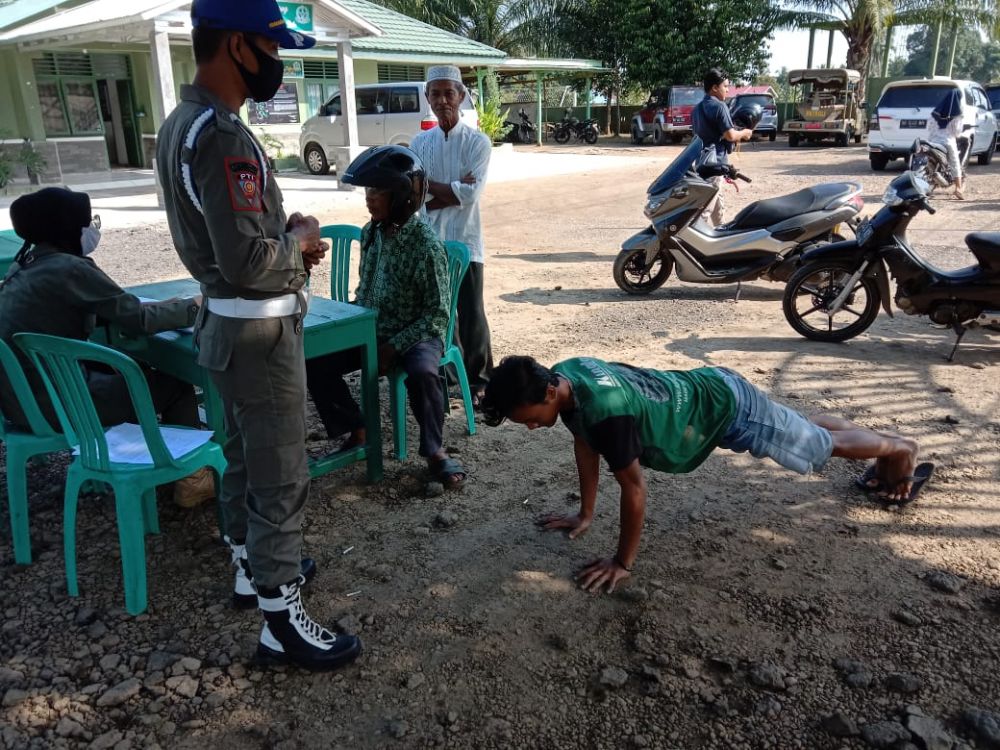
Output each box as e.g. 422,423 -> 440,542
731,103 -> 763,131
9,187 -> 92,262
341,145 -> 427,227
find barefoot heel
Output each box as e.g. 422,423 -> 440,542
433,457 -> 467,489
854,463 -> 883,493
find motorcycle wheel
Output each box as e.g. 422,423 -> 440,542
584,128 -> 598,145
782,261 -> 881,342
554,128 -> 571,144
613,248 -> 673,295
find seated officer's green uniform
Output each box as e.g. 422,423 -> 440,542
156,82 -> 309,591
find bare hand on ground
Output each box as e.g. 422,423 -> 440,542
575,557 -> 630,594
535,512 -> 591,539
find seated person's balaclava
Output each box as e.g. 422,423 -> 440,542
9,187 -> 97,265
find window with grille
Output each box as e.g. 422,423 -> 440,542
31,53 -> 126,136
377,64 -> 425,83
303,59 -> 341,116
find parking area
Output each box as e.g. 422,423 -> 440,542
2,139 -> 999,749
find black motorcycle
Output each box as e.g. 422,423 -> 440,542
503,108 -> 536,144
552,109 -> 599,145
908,125 -> 972,194
783,170 -> 1000,359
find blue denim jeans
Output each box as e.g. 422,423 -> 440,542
717,368 -> 833,475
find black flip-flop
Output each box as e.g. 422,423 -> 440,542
854,463 -> 883,493
877,462 -> 935,505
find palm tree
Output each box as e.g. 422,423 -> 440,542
779,0 -> 898,99
373,0 -> 559,55
897,0 -> 1000,77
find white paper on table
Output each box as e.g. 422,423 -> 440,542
72,422 -> 213,465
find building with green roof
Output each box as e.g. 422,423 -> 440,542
0,0 -> 602,183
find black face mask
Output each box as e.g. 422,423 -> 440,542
231,37 -> 284,102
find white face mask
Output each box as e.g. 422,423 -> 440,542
80,219 -> 101,256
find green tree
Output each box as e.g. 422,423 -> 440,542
373,0 -> 558,54
897,0 -> 1000,78
901,25 -> 1000,82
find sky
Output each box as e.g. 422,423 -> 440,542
766,27 -> 914,75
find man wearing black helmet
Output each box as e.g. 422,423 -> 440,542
156,0 -> 360,671
692,68 -> 753,225
305,146 -> 466,487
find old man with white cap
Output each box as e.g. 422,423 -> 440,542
410,64 -> 494,407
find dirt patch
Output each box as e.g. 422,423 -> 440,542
2,141 -> 999,749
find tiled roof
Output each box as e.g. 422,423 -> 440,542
335,0 -> 505,60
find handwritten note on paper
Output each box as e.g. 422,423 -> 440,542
73,422 -> 213,465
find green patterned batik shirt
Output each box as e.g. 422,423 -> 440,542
356,215 -> 451,353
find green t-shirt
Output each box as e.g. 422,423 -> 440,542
553,358 -> 737,474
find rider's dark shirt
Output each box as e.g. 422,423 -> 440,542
692,94 -> 735,158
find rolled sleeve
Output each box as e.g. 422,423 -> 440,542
191,126 -> 306,293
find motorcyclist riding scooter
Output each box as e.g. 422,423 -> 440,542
614,104 -> 864,295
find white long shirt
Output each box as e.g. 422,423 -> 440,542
410,120 -> 491,263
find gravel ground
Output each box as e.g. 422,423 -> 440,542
2,138 -> 999,750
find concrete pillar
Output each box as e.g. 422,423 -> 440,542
535,73 -> 543,146
334,39 -> 363,189
826,30 -> 835,68
881,25 -> 893,77
10,52 -> 45,141
476,68 -> 485,106
807,28 -> 816,68
584,77 -> 592,119
149,29 -> 177,126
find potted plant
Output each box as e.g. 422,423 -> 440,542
258,130 -> 301,173
19,139 -> 47,185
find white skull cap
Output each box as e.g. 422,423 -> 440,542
427,65 -> 463,85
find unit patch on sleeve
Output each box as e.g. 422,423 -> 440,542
225,157 -> 263,212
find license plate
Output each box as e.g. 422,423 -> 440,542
805,123 -> 823,129
856,219 -> 873,245
900,119 -> 926,128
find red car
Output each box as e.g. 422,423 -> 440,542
630,85 -> 703,145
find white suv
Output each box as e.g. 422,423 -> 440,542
868,78 -> 998,171
299,82 -> 479,174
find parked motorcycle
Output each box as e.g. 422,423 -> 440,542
908,126 -> 972,193
782,170 -> 1000,359
503,108 -> 536,144
552,109 -> 599,145
613,136 -> 863,295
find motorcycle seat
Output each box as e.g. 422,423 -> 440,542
728,183 -> 858,230
965,232 -> 1000,273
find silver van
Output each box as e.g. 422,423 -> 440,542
299,82 -> 479,174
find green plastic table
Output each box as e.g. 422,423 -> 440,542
0,229 -> 23,277
104,278 -> 383,482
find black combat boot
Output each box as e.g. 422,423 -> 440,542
225,536 -> 316,609
255,579 -> 362,671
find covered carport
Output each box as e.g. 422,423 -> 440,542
478,58 -> 610,145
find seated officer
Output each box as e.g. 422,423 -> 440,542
306,146 -> 467,487
0,188 -> 213,507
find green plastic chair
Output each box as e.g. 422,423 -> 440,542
388,240 -> 476,460
319,224 -> 362,303
15,333 -> 226,616
0,339 -> 69,564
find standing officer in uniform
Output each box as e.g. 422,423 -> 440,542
156,0 -> 361,671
